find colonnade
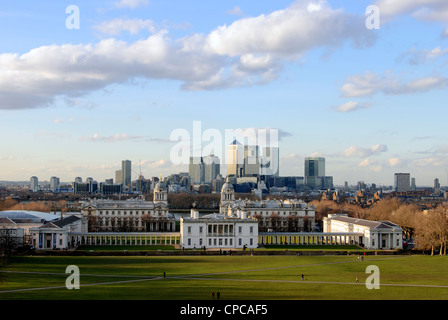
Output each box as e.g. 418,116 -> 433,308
69,232 -> 180,247
258,232 -> 363,246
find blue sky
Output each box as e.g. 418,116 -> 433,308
0,0 -> 447,187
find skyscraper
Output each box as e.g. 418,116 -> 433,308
121,160 -> 132,187
304,157 -> 332,190
394,173 -> 410,192
50,176 -> 60,192
203,154 -> 220,183
305,157 -> 325,177
227,140 -> 244,177
190,155 -> 220,184
30,176 -> 38,192
189,156 -> 205,184
260,146 -> 279,177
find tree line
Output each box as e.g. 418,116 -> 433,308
310,198 -> 448,255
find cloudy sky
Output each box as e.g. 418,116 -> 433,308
0,0 -> 447,187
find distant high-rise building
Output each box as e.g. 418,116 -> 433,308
260,146 -> 279,177
30,176 -> 39,192
394,173 -> 410,192
189,156 -> 205,184
243,145 -> 260,177
115,170 -> 122,185
204,154 -> 220,183
74,177 -> 82,183
410,178 -> 416,191
50,176 -> 60,192
305,157 -> 325,178
304,157 -> 332,190
434,178 -> 441,194
227,139 -> 244,177
122,160 -> 132,187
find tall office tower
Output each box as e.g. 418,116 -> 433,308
434,178 -> 441,194
30,176 -> 39,192
304,157 -> 333,190
115,170 -> 122,185
243,145 -> 260,177
394,173 -> 410,192
203,154 -> 220,183
227,140 -> 244,177
74,177 -> 82,183
122,160 -> 132,187
189,156 -> 205,184
305,157 -> 325,177
410,178 -> 416,191
50,176 -> 60,192
260,146 -> 279,177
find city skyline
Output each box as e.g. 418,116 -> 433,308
1,1 -> 447,186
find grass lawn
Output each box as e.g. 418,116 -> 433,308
1,255 -> 447,300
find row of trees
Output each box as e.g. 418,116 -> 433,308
0,198 -> 70,213
311,198 -> 448,255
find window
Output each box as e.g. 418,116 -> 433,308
250,238 -> 253,246
239,238 -> 242,246
239,226 -> 242,234
209,239 -> 212,246
230,239 -> 233,246
188,226 -> 192,234
199,226 -> 203,234
199,238 -> 202,246
188,238 -> 191,246
250,226 -> 253,234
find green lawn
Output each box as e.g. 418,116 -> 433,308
1,255 -> 447,300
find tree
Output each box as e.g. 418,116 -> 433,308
0,230 -> 20,257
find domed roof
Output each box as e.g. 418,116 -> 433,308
221,176 -> 234,193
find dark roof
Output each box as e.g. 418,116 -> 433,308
40,215 -> 81,229
53,215 -> 81,228
0,217 -> 16,225
230,139 -> 241,145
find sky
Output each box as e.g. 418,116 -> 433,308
0,0 -> 447,187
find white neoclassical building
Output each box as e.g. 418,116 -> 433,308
323,214 -> 403,250
80,180 -> 175,232
219,177 -> 316,232
180,209 -> 258,249
30,215 -> 85,250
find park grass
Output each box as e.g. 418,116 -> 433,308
1,255 -> 448,300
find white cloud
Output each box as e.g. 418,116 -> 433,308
334,101 -> 370,112
336,144 -> 388,158
358,159 -> 376,167
94,18 -> 156,36
227,6 -> 244,16
340,72 -> 448,97
0,0 -> 376,110
374,0 -> 448,22
387,157 -> 402,167
115,0 -> 148,9
398,46 -> 448,65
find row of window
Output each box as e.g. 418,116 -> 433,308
246,211 -> 310,216
96,210 -> 166,216
187,226 -> 254,234
186,237 -> 255,247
